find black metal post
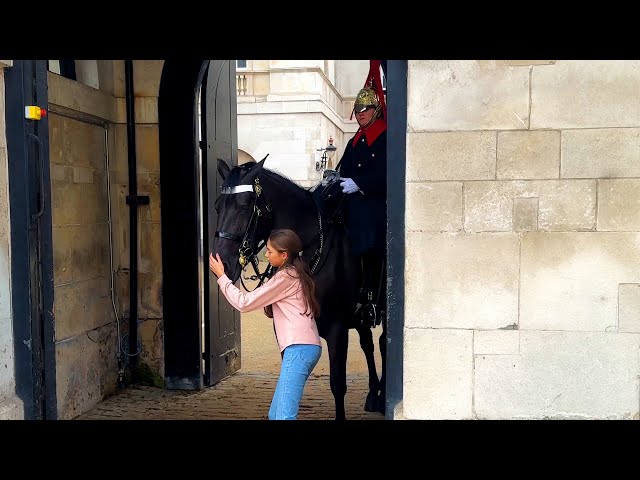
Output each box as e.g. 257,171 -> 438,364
385,60 -> 407,419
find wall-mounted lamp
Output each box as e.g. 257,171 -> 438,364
316,136 -> 337,172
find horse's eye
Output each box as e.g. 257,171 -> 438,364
237,199 -> 252,211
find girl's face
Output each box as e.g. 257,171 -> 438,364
265,239 -> 288,268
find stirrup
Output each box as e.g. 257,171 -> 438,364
356,302 -> 379,329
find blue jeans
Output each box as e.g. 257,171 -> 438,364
268,344 -> 322,420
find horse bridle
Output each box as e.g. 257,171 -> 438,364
215,174 -> 326,291
215,177 -> 274,291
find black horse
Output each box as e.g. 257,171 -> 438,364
212,156 -> 386,420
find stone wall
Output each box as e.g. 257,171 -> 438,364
110,60 -> 165,387
48,70 -> 119,418
47,60 -> 165,418
403,60 -> 640,420
236,60 -> 367,187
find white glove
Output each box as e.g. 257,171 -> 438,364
340,178 -> 360,194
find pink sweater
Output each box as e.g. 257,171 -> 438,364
217,268 -> 321,352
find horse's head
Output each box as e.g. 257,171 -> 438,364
212,155 -> 272,283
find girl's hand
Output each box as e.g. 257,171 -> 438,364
209,253 -> 225,278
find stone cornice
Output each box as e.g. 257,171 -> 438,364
237,96 -> 358,133
47,71 -> 116,123
239,66 -> 350,104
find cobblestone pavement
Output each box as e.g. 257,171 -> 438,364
76,373 -> 385,420
78,269 -> 386,421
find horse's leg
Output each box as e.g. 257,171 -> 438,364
355,323 -> 380,412
325,320 -> 349,421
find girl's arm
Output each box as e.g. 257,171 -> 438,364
217,272 -> 294,313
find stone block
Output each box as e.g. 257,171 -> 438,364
406,232 -> 519,330
406,183 -> 463,231
408,60 -> 530,131
404,328 -> 474,419
531,61 -> 640,129
407,131 -> 496,181
497,130 -> 560,179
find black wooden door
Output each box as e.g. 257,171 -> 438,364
203,60 -> 241,386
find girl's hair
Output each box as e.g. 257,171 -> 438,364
263,229 -> 321,319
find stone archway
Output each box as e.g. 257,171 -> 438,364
238,149 -> 255,165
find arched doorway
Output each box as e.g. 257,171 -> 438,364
238,149 -> 255,165
158,60 -> 239,389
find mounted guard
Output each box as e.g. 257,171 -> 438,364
336,59 -> 388,330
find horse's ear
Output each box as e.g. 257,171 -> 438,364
257,154 -> 269,168
217,158 -> 231,180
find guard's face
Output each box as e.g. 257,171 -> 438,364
356,106 -> 377,128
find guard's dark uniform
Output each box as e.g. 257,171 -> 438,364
338,120 -> 387,258
336,115 -> 387,328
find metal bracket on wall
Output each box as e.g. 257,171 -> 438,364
125,195 -> 150,206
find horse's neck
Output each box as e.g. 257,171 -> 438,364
262,174 -> 319,246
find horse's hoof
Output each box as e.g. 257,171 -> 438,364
364,391 -> 378,412
376,395 -> 385,415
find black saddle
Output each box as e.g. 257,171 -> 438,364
311,170 -> 347,222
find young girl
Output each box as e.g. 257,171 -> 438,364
209,229 -> 322,420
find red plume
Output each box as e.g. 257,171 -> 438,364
366,59 -> 386,120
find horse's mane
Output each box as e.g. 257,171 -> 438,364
224,162 -> 315,197
261,167 -> 312,196
262,166 -> 346,223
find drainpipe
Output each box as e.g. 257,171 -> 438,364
124,60 -> 149,368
